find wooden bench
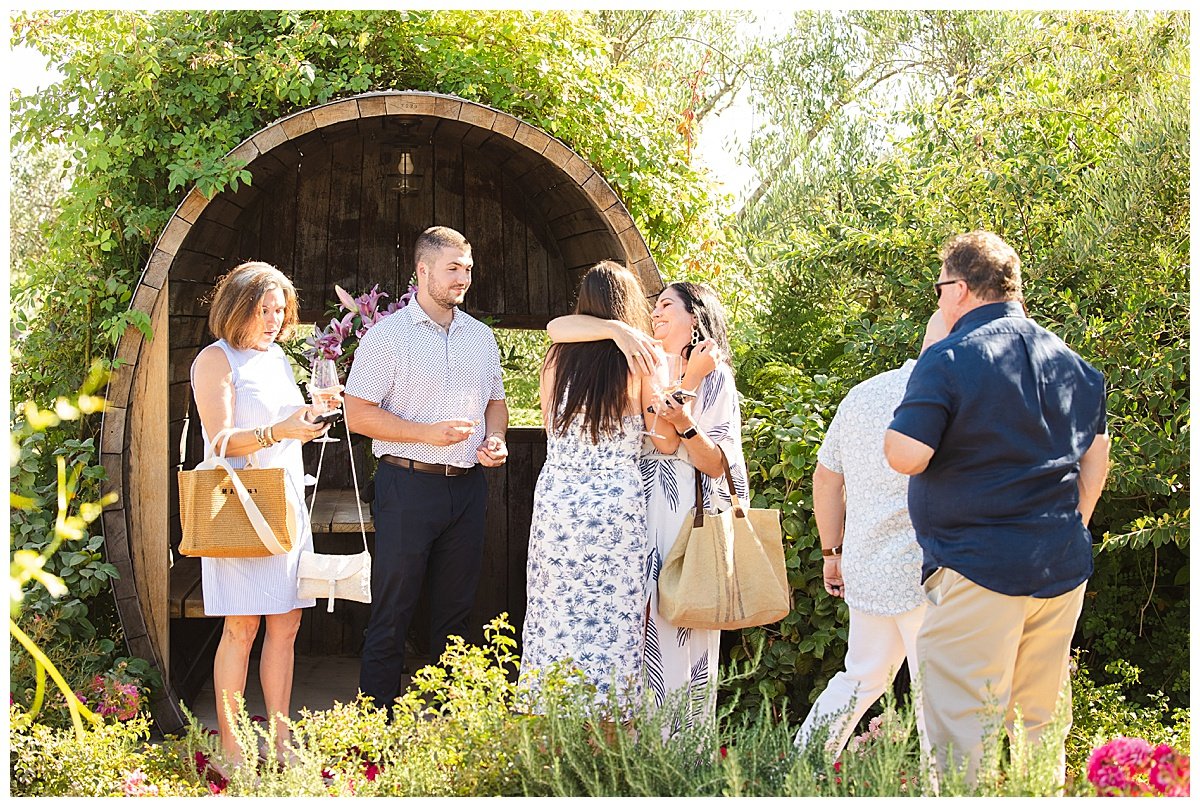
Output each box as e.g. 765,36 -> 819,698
170,489 -> 373,619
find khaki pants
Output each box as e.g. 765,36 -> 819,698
916,568 -> 1086,787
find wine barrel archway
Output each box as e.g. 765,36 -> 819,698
99,90 -> 663,732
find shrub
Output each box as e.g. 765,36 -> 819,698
722,366 -> 850,720
17,616 -> 1171,798
1066,652 -> 1190,778
9,706 -> 206,797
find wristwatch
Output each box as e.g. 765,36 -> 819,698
678,426 -> 699,440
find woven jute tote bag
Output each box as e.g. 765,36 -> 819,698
178,428 -> 295,558
658,448 -> 790,630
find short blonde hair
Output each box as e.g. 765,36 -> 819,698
208,261 -> 300,349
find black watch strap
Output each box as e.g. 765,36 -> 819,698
678,426 -> 699,440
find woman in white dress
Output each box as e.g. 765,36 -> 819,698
190,261 -> 332,767
520,261 -> 661,720
548,281 -> 749,735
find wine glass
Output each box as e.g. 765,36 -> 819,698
641,354 -> 683,439
661,354 -> 684,396
308,357 -> 342,443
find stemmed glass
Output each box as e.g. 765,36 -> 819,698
642,354 -> 683,439
308,358 -> 342,443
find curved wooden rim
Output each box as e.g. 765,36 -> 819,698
99,90 -> 660,731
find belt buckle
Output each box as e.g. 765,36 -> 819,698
444,463 -> 454,477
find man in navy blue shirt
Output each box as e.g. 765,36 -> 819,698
884,230 -> 1109,789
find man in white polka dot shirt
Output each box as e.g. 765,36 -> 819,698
345,225 -> 508,712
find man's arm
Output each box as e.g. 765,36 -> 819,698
344,394 -> 474,446
813,461 -> 847,598
1076,432 -> 1111,527
884,429 -> 936,476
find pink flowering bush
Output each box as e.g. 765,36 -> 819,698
1149,744 -> 1190,797
1087,736 -> 1190,796
88,672 -> 142,721
121,768 -> 159,796
307,283 -> 416,373
844,710 -> 908,756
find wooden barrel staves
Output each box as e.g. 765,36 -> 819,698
98,91 -> 663,732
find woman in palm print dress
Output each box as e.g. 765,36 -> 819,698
548,281 -> 749,734
519,261 -> 660,716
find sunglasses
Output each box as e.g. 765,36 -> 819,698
934,279 -> 964,299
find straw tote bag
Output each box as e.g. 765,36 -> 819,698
297,414 -> 372,612
177,425 -> 296,559
658,448 -> 790,630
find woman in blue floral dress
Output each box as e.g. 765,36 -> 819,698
548,282 -> 749,735
519,262 -> 658,715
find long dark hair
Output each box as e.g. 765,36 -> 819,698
546,261 -> 651,442
668,281 -> 732,363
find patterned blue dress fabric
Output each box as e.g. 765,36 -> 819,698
519,411 -> 650,712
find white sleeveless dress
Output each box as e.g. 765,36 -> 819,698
192,340 -> 315,616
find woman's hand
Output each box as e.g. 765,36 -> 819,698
681,339 -> 721,390
609,320 -> 661,376
823,556 -> 844,598
275,405 -> 330,444
653,387 -> 696,433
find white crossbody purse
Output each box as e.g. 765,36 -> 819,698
297,415 -> 372,612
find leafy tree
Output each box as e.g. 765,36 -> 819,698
729,9 -> 1189,716
10,9 -> 717,402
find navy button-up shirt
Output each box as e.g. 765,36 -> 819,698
889,301 -> 1107,597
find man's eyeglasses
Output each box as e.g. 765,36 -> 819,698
934,278 -> 964,299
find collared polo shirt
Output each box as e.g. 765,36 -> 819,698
345,299 -> 505,467
888,301 -> 1107,598
818,359 -> 924,616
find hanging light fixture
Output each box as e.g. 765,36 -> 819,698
391,120 -> 422,196
394,148 -> 419,195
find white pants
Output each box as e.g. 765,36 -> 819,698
794,603 -> 927,758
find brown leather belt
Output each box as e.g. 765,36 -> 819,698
380,455 -> 474,476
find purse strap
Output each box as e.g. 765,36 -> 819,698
693,444 -> 747,527
178,396 -> 263,468
196,428 -> 289,555
305,415 -> 369,553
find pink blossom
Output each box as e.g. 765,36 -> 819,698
89,673 -> 140,721
363,760 -> 380,781
1149,744 -> 1190,796
307,285 -> 413,370
1089,737 -> 1189,797
355,284 -> 389,322
121,769 -> 159,796
334,285 -> 359,315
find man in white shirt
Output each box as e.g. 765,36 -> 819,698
794,311 -> 948,760
345,225 -> 509,713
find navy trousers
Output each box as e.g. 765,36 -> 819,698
358,460 -> 487,710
